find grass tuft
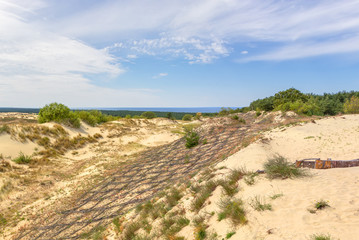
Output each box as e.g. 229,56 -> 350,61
250,196 -> 272,211
264,155 -> 307,179
13,152 -> 32,164
315,200 -> 330,210
217,198 -> 247,225
166,187 -> 183,208
226,231 -> 236,239
191,180 -> 218,211
310,233 -> 333,240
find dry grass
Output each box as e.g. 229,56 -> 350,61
191,180 -> 218,211
217,198 -> 247,225
264,155 -> 308,179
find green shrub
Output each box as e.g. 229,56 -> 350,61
185,131 -> 199,148
13,152 -> 32,164
231,115 -> 239,120
264,155 -> 307,179
239,118 -> 246,124
38,103 -> 80,128
343,96 -> 359,113
166,112 -> 174,119
76,110 -> 115,126
141,111 -> 156,119
182,114 -> 193,121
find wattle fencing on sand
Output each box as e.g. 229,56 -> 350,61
296,158 -> 359,169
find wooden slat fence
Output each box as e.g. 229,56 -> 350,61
296,158 -> 359,169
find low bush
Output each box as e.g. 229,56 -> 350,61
231,115 -> 239,120
343,96 -> 359,113
38,103 -> 80,128
141,111 -> 156,119
182,114 -> 193,121
264,155 -> 307,179
185,131 -> 200,148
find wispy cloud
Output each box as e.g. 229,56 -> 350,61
107,37 -> 229,64
152,73 -> 168,79
48,0 -> 359,62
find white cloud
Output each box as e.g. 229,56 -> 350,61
0,1 -> 163,107
152,73 -> 168,79
241,51 -> 248,55
45,0 -> 359,62
127,54 -> 137,59
108,37 -> 229,64
242,36 -> 359,62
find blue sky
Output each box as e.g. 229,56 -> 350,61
0,0 -> 359,108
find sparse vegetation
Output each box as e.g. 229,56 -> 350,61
244,172 -> 258,185
264,155 -> 307,179
191,180 -> 218,211
270,193 -> 284,200
13,152 -> 32,164
310,233 -> 333,240
239,118 -> 246,124
0,124 -> 10,134
250,196 -> 272,211
226,231 -> 236,239
79,225 -> 106,240
123,221 -> 141,240
217,198 -> 247,225
315,200 -> 330,210
0,214 -> 7,226
165,187 -> 183,208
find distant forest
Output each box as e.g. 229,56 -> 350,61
248,88 -> 359,116
1,89 -> 359,120
0,108 -> 215,120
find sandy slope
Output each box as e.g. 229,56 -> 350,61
207,114 -> 359,240
0,115 -> 183,239
117,114 -> 359,240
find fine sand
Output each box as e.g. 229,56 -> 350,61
206,114 -> 359,240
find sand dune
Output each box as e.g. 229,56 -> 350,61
210,114 -> 359,239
